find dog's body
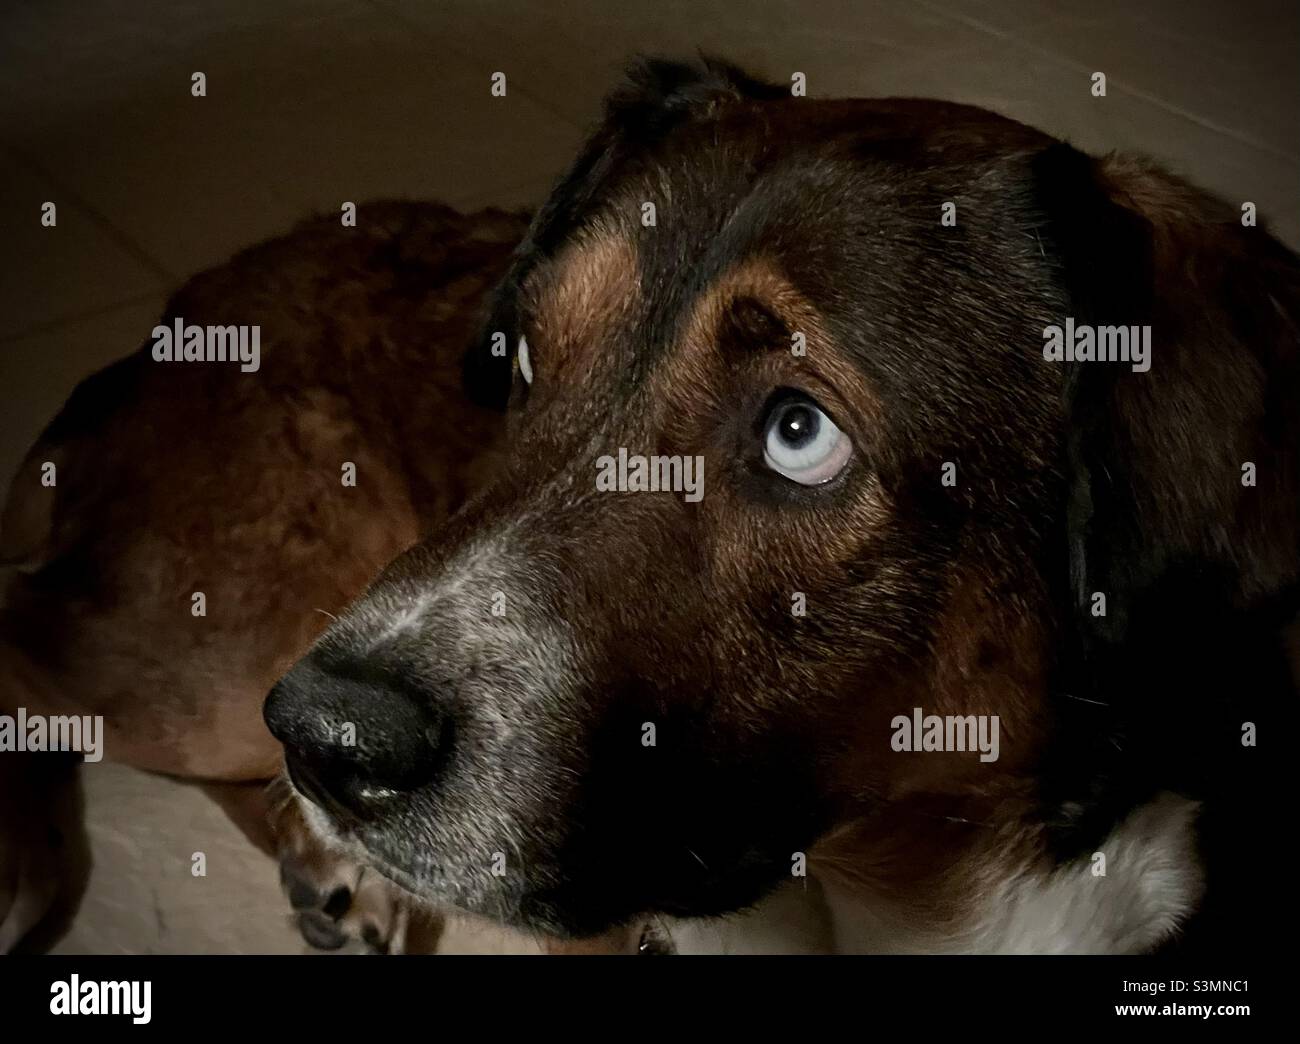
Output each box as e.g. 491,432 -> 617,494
4,60 -> 1295,955
1,201 -> 523,951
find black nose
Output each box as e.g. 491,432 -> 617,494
264,654 -> 448,819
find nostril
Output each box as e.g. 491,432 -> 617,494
353,709 -> 451,796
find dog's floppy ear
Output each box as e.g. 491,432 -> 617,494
1034,143 -> 1299,871
463,57 -> 785,409
1039,146 -> 1300,631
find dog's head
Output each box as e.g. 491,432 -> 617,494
265,59 -> 1299,940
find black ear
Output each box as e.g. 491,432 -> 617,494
1035,143 -> 1300,944
1031,143 -> 1159,654
1040,146 -> 1300,635
462,56 -> 784,409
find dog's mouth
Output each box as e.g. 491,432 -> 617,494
268,641 -> 827,939
283,753 -> 351,823
286,778 -> 675,949
283,750 -> 794,942
281,765 -> 461,917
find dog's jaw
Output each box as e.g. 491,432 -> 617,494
291,771 -> 1204,954
654,793 -> 1203,954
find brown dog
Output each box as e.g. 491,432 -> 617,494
266,59 -> 1297,953
1,201 -> 524,952
5,58 -> 1297,954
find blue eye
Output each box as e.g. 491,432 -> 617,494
762,397 -> 851,485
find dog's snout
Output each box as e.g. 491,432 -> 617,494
264,654 -> 448,816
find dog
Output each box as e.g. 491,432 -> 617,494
264,58 -> 1297,954
5,57 -> 1296,954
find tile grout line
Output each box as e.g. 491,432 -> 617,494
360,0 -> 591,132
0,290 -> 162,346
916,0 -> 1300,167
3,141 -> 180,286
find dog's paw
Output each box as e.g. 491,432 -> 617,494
279,853 -> 412,953
269,778 -> 443,954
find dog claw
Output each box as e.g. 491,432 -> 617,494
297,910 -> 349,951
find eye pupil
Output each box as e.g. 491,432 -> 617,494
778,404 -> 819,448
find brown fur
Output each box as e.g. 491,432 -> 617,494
525,229 -> 642,379
0,201 -> 525,948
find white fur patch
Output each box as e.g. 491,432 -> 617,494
664,880 -> 835,955
668,793 -> 1204,954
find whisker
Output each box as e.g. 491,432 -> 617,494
1065,693 -> 1110,706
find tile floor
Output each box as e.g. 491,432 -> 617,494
0,0 -> 1296,953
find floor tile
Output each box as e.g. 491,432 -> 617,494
376,0 -> 1008,125
0,0 -> 583,280
0,154 -> 166,340
928,0 -> 1300,160
48,764 -> 302,955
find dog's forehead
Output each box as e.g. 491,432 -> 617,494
527,98 -> 1044,299
519,156 -> 829,365
516,97 -> 1061,417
